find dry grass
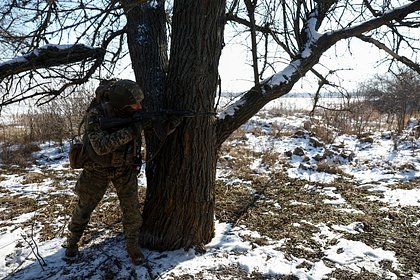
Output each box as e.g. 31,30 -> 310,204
0,140 -> 40,167
306,119 -> 337,144
168,267 -> 299,280
267,105 -> 308,117
215,171 -> 420,277
0,195 -> 38,222
215,129 -> 420,278
316,161 -> 348,176
0,91 -> 92,144
1,138 -> 418,279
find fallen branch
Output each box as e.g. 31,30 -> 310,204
21,232 -> 47,270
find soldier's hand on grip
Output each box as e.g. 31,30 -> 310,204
130,122 -> 143,137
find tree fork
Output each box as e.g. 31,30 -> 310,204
134,0 -> 226,250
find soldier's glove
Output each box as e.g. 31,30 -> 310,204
130,122 -> 143,137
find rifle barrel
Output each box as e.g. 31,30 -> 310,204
99,109 -> 215,130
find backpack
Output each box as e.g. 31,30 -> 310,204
69,118 -> 88,169
68,81 -> 113,169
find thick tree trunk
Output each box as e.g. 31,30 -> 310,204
123,1 -> 169,179
138,0 -> 225,250
123,1 -> 168,109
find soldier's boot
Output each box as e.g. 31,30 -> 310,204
126,239 -> 145,265
65,231 -> 83,257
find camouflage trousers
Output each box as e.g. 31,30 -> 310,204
68,164 -> 142,244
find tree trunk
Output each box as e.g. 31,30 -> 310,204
127,0 -> 226,251
123,1 -> 168,109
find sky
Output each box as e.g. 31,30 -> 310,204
218,32 -> 393,94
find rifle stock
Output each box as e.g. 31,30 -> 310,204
99,109 -> 215,130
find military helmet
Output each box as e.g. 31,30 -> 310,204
108,79 -> 144,110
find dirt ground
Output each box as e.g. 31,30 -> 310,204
1,146 -> 419,279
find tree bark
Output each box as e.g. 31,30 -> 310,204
123,1 -> 168,108
138,0 -> 225,250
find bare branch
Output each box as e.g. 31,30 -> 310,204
244,0 -> 260,92
0,44 -> 104,81
357,34 -> 420,75
216,1 -> 420,146
329,1 -> 420,41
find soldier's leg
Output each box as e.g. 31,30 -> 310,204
66,167 -> 108,257
113,167 -> 144,264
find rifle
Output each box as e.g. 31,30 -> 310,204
99,109 -> 216,130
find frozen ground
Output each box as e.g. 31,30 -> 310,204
0,105 -> 419,279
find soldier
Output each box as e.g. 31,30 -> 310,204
65,79 -> 179,265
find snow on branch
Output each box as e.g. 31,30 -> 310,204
0,44 -> 104,81
263,10 -> 324,90
328,1 -> 420,42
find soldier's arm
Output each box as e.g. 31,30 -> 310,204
130,115 -> 181,141
86,108 -> 136,155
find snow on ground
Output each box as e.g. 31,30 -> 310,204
0,102 -> 419,279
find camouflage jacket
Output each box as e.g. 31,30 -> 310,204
83,104 -> 143,168
82,103 -> 178,168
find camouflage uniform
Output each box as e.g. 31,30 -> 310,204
66,80 -> 176,264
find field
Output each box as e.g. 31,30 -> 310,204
0,97 -> 419,279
